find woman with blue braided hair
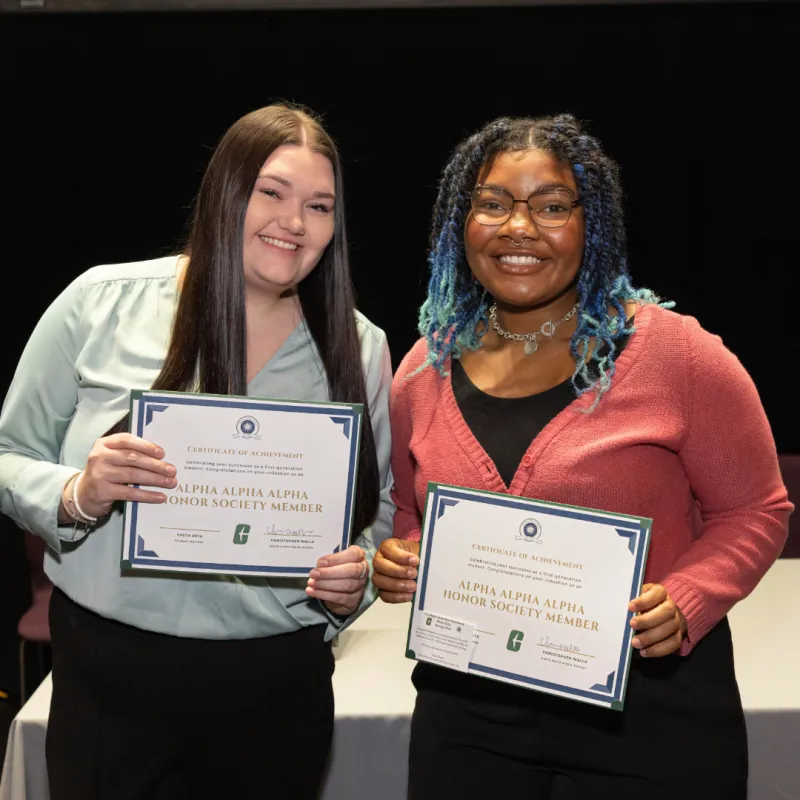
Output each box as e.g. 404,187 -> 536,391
372,114 -> 790,798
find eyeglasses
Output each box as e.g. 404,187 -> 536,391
470,184 -> 583,228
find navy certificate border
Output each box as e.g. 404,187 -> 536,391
124,392 -> 361,574
414,483 -> 650,709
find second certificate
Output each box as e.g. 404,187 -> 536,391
407,483 -> 651,710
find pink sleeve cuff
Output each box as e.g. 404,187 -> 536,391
660,575 -> 713,656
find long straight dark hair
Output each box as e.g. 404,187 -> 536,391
114,105 -> 379,534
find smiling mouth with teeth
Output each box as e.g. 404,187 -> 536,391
497,255 -> 544,265
259,235 -> 298,251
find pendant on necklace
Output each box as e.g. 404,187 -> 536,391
524,339 -> 538,356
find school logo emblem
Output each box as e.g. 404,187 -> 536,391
507,630 -> 525,652
517,518 -> 543,543
234,416 -> 260,440
233,524 -> 251,545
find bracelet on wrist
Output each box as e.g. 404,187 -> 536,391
64,472 -> 98,528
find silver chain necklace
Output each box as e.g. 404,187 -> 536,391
488,303 -> 579,356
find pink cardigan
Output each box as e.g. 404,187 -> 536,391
390,303 -> 792,654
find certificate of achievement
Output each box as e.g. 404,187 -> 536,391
121,390 -> 362,577
407,483 -> 651,710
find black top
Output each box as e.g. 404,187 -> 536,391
451,319 -> 634,487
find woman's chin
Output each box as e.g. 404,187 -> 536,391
245,269 -> 300,297
488,280 -> 578,312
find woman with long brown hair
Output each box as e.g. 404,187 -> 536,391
0,104 -> 393,799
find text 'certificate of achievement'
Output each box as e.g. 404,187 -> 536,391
407,484 -> 651,711
121,390 -> 362,577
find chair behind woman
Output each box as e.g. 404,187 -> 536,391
17,532 -> 53,703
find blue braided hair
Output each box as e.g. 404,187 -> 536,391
418,114 -> 672,410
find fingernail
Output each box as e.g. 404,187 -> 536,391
305,587 -> 316,596
307,578 -> 316,587
165,465 -> 176,476
156,447 -> 165,458
630,619 -> 638,629
317,560 -> 328,568
632,637 -> 641,648
158,495 -> 166,503
407,569 -> 416,578
309,569 -> 320,579
409,557 -> 420,566
640,649 -> 648,658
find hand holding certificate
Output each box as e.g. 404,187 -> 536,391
61,434 -> 177,525
121,390 -> 363,578
406,483 -> 651,710
305,543 -> 370,615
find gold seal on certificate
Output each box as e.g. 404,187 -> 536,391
121,390 -> 362,577
406,483 -> 651,710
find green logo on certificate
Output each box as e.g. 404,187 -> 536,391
233,524 -> 251,545
507,630 -> 525,652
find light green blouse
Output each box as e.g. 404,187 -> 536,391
0,256 -> 395,640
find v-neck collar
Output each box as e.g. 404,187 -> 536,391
245,319 -> 309,396
440,303 -> 653,493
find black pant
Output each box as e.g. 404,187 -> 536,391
409,618 -> 748,800
46,587 -> 334,800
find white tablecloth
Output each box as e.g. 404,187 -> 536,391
3,561 -> 800,800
